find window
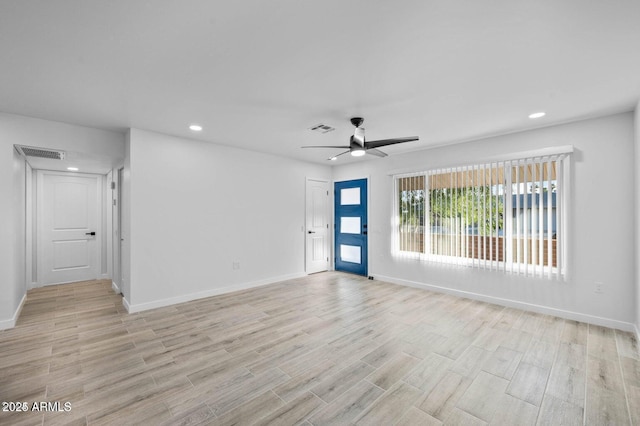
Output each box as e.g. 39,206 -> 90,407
393,149 -> 570,278
398,174 -> 425,254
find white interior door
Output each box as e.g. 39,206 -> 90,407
305,178 -> 330,274
38,171 -> 101,286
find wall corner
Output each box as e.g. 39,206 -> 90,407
635,101 -> 640,335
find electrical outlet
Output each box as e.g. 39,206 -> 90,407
232,261 -> 240,270
594,282 -> 604,294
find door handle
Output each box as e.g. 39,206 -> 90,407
85,232 -> 96,236
308,230 -> 316,234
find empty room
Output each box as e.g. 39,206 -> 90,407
1,1 -> 639,425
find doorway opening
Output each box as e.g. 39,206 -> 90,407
14,144 -> 122,289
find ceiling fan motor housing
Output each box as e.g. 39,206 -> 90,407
353,127 -> 365,146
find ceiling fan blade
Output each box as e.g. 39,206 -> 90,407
301,145 -> 351,149
366,148 -> 388,157
327,150 -> 351,160
364,136 -> 419,149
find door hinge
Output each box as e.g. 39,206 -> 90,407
326,224 -> 328,229
327,190 -> 329,196
113,199 -> 117,206
111,181 -> 116,190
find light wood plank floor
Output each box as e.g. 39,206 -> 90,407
1,272 -> 638,425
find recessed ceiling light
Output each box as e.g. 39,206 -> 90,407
528,112 -> 546,119
189,124 -> 203,131
351,149 -> 366,157
67,167 -> 79,171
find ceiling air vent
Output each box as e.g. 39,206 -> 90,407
309,124 -> 335,134
16,145 -> 66,160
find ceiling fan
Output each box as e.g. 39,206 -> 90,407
302,117 -> 419,160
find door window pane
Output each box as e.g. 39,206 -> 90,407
341,187 -> 360,205
341,217 -> 361,234
340,244 -> 361,264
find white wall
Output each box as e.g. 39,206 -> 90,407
0,113 -> 125,159
635,102 -> 640,337
121,132 -> 132,302
0,144 -> 15,327
0,112 -> 125,327
6,148 -> 27,328
0,146 -> 27,329
124,129 -> 331,311
333,112 -> 636,330
13,147 -> 26,304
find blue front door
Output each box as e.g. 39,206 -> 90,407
335,179 -> 368,276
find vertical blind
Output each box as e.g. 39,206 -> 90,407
394,151 -> 570,279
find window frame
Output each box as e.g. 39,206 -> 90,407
392,147 -> 572,280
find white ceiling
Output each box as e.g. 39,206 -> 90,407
1,1 -> 639,166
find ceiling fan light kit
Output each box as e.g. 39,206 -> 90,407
301,117 -> 419,161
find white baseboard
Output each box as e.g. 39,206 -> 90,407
375,274 -> 638,333
0,293 -> 27,330
111,280 -> 120,294
635,324 -> 640,347
124,272 -> 307,314
122,296 -> 131,313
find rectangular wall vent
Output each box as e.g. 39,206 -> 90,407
16,145 -> 66,160
309,124 -> 335,134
